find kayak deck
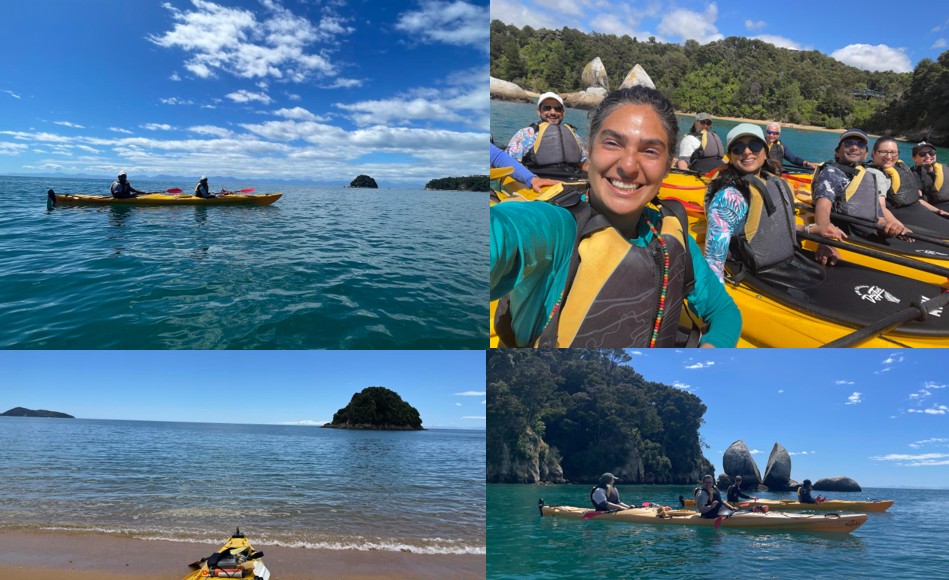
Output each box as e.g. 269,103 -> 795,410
48,191 -> 281,206
683,498 -> 893,512
540,504 -> 867,533
182,529 -> 270,580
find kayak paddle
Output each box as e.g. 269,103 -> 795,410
797,229 -> 949,280
797,204 -> 949,248
821,289 -> 949,347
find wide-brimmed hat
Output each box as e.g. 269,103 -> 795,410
726,123 -> 766,152
912,141 -> 936,156
537,92 -> 564,106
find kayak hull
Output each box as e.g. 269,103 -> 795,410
540,504 -> 867,533
50,192 -> 282,206
683,498 -> 893,512
182,531 -> 270,580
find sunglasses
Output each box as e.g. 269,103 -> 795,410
728,140 -> 766,155
918,150 -> 937,158
841,139 -> 867,149
540,105 -> 564,113
700,120 -> 712,126
765,130 -> 780,136
876,151 -> 899,157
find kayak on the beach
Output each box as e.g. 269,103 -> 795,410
47,189 -> 282,207
680,497 -> 894,513
538,501 -> 868,533
183,528 -> 270,580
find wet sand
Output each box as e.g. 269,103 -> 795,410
0,529 -> 485,579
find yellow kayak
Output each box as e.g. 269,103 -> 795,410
539,503 -> 868,533
48,190 -> 281,206
182,529 -> 270,580
682,498 -> 893,512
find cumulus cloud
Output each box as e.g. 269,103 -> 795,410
161,97 -> 195,105
396,0 -> 489,50
108,127 -> 134,134
658,3 -> 723,44
148,0 -> 349,81
846,392 -> 862,405
788,450 -> 815,456
909,438 -> 949,449
908,405 -> 949,415
755,35 -> 802,50
142,123 -> 174,131
54,121 -> 85,129
835,380 -> 855,385
831,44 -> 913,73
672,381 -> 692,391
685,361 -> 714,369
0,142 -> 28,155
227,89 -> 272,104
871,452 -> 949,466
189,125 -> 234,138
489,0 -> 561,30
745,19 -> 766,30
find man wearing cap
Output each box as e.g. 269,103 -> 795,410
590,473 -> 630,512
911,141 -> 949,209
726,475 -> 754,504
194,176 -> 217,199
764,122 -> 815,169
505,92 -> 586,178
676,113 -> 725,172
110,171 -> 144,198
810,129 -> 909,239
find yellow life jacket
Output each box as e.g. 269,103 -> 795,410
879,161 -> 920,208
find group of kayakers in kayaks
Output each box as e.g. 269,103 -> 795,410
111,171 -> 237,199
490,86 -> 949,348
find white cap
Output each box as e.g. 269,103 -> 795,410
118,171 -> 127,177
537,92 -> 564,106
200,176 -> 207,181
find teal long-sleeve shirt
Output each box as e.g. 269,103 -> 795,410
490,201 -> 742,347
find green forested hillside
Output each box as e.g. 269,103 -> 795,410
491,21 -> 949,142
487,349 -> 713,484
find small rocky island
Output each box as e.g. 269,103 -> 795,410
349,175 -> 378,188
424,176 -> 489,191
323,386 -> 424,430
2,407 -> 74,418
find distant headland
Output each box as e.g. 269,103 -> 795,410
2,407 -> 74,418
425,176 -> 489,191
323,386 -> 424,430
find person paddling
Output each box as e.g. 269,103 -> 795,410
695,475 -> 735,519
194,176 -> 217,199
590,473 -> 630,512
911,141 -> 949,211
727,475 -> 755,503
798,479 -> 822,504
110,171 -> 143,198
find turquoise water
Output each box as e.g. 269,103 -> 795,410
0,176 -> 488,349
491,99 -> 949,167
488,484 -> 944,578
0,417 -> 485,554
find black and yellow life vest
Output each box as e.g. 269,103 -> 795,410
767,140 -> 785,165
689,130 -> 725,173
494,188 -> 695,348
730,173 -> 797,273
813,161 -> 879,224
913,162 -> 949,204
523,122 -> 584,170
873,160 -> 920,208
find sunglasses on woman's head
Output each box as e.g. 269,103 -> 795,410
728,140 -> 766,155
541,105 -> 564,113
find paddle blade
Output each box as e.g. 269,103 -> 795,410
582,510 -> 605,520
238,187 -> 256,193
714,515 -> 725,529
165,188 -> 183,194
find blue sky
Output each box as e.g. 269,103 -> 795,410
491,0 -> 948,73
0,350 -> 486,429
626,349 -> 948,489
0,0 -> 488,186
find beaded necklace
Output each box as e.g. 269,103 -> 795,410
642,215 -> 670,348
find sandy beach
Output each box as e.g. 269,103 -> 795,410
0,530 -> 485,580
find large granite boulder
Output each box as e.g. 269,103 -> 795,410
490,76 -> 532,103
723,440 -> 762,486
581,57 -> 609,91
763,442 -> 792,490
563,87 -> 608,110
619,64 -> 655,90
813,476 -> 862,492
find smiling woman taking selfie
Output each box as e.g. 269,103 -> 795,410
490,87 -> 741,349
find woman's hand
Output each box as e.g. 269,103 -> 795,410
814,244 -> 841,266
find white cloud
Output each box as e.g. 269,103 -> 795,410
749,448 -> 762,455
744,19 -> 766,31
835,380 -> 855,385
455,391 -> 486,396
672,381 -> 692,391
908,405 -> 949,415
3,90 -> 21,99
871,452 -> 949,466
755,35 -> 801,51
161,97 -> 195,105
883,352 -> 905,365
108,127 -> 134,134
396,1 -> 489,50
846,392 -> 862,405
788,450 -> 815,456
489,0 -> 560,29
280,420 -> 327,426
273,107 -> 323,122
909,438 -> 949,449
832,44 -> 912,73
462,416 -> 486,420
934,38 -> 948,49
658,3 -> 723,44
684,361 -> 714,369
455,403 -> 462,406
142,123 -> 174,131
54,121 -> 85,129
777,389 -> 784,394
188,125 -> 234,138
227,90 -> 272,104
0,142 -> 28,155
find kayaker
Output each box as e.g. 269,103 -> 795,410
811,129 -> 910,239
675,113 -> 725,173
490,143 -> 561,193
726,475 -> 755,503
911,141 -> 949,210
505,92 -> 587,179
194,176 -> 217,199
798,479 -> 817,504
764,122 -> 815,170
110,171 -> 144,198
868,136 -> 949,230
590,473 -> 630,511
695,474 -> 734,519
491,86 -> 742,348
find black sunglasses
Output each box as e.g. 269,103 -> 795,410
541,105 -> 564,113
728,140 -> 766,155
841,139 -> 867,149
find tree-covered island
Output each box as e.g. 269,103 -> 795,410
425,175 -> 490,191
323,386 -> 424,430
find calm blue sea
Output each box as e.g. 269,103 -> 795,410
0,417 -> 485,554
0,175 -> 488,349
487,484 -> 945,579
491,100 -> 949,166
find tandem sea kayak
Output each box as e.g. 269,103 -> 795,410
681,498 -> 894,513
47,189 -> 281,207
539,502 -> 868,533
183,529 -> 270,580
